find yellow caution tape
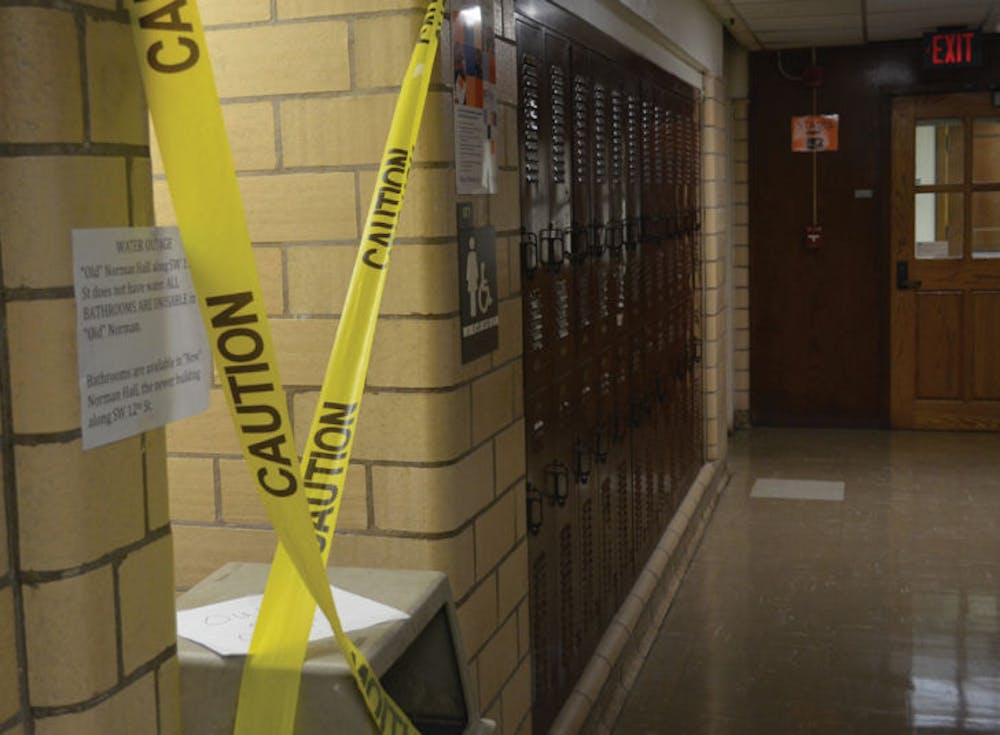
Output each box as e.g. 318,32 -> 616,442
125,1 -> 445,733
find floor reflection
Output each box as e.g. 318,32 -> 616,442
613,428 -> 1000,735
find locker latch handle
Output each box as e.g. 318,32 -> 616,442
605,220 -> 624,256
623,217 -> 641,252
545,461 -> 570,506
589,222 -> 607,258
521,229 -> 539,277
540,227 -> 565,270
594,424 -> 609,464
655,375 -> 668,404
574,439 -> 593,485
565,225 -> 590,265
526,483 -> 544,535
629,398 -> 643,428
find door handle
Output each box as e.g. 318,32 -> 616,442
896,261 -> 922,290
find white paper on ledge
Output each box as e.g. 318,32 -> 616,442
176,585 -> 410,656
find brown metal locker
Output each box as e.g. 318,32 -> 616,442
516,4 -> 702,731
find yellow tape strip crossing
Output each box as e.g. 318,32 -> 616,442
125,1 -> 446,733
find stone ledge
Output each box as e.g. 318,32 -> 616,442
547,460 -> 731,735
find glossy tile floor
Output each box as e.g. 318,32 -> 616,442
613,428 -> 1000,734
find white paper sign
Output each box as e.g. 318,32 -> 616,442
176,586 -> 410,656
73,227 -> 210,449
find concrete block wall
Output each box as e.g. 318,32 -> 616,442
731,98 -> 750,427
0,2 -> 179,733
155,1 -> 531,731
701,74 -> 730,461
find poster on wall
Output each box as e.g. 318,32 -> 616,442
73,227 -> 210,449
791,114 -> 840,152
452,0 -> 499,194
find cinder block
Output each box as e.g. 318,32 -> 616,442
33,673 -> 158,735
384,243 -> 461,314
497,538 -> 527,620
472,365 -> 514,445
200,0 -> 271,26
0,7 -> 83,143
252,245 -> 284,316
131,157 -> 155,228
286,245 -> 352,316
354,13 -> 424,89
223,102 -> 277,172
0,587 -> 19,723
495,39 -> 517,107
23,567 -> 118,706
370,317 -> 486,390
474,487 -> 517,580
502,656 -> 531,735
359,167 -> 455,239
240,172 -> 357,243
516,599 -> 530,657
491,169 -> 522,233
205,22 -> 350,98
144,428 -> 170,531
279,0 -> 424,18
456,578 -> 497,659
165,388 -> 243,456
493,418 -> 525,494
282,91 -> 451,167
86,18 -> 147,146
287,243 -> 459,317
500,105 -> 518,169
294,387 -> 471,464
16,438 -> 145,571
733,204 -> 750,225
157,656 -> 181,735
119,536 -> 176,673
171,525 -> 276,588
219,458 -> 367,530
495,236 -> 512,300
491,298 -> 522,367
329,526 -> 475,598
167,456 -> 216,523
371,442 -> 493,534
152,178 -> 176,225
0,482 -> 7,580
0,157 -> 128,289
7,300 -> 77,434
270,316 -> 338,386
476,614 -> 518,706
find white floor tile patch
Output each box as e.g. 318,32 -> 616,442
750,478 -> 845,501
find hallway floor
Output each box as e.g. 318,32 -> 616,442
612,428 -> 1000,734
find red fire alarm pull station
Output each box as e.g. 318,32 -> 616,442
923,29 -> 983,68
805,224 -> 824,249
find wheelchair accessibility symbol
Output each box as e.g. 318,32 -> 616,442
465,235 -> 494,318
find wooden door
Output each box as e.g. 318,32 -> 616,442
891,93 -> 1000,429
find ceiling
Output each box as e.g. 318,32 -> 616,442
703,0 -> 1000,49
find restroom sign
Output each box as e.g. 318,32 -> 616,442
457,204 -> 498,363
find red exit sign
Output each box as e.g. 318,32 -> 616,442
923,30 -> 983,68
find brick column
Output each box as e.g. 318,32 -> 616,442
701,74 -> 730,461
731,98 -> 750,427
156,1 -> 531,732
0,3 -> 178,733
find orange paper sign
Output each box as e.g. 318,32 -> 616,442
791,114 -> 839,152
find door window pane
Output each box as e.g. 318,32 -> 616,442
915,192 -> 963,259
973,118 -> 1000,184
915,119 -> 963,186
972,191 -> 1000,259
